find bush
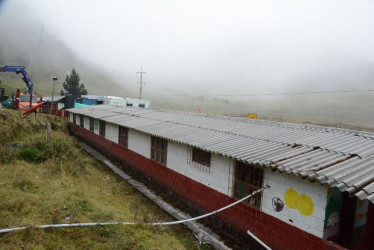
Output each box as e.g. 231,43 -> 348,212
42,138 -> 72,160
18,136 -> 87,175
19,146 -> 44,163
24,137 -> 77,162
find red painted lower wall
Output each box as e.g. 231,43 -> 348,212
69,123 -> 343,250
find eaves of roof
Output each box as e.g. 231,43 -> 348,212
68,105 -> 374,203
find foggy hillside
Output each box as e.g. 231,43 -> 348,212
0,10 -> 134,97
1,1 -> 373,132
148,91 -> 374,132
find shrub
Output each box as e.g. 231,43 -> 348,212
29,137 -> 77,161
42,138 -> 71,160
19,146 -> 44,163
17,136 -> 87,175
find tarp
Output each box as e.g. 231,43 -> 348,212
74,103 -> 91,108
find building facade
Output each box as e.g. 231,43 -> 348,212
68,105 -> 374,249
103,96 -> 151,108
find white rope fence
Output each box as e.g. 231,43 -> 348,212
0,185 -> 269,234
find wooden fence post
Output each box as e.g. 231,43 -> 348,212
47,123 -> 52,143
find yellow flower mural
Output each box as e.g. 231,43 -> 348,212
284,189 -> 314,216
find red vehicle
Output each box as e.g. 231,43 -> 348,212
18,93 -> 40,111
0,66 -> 44,115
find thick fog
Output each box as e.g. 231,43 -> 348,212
1,0 -> 374,96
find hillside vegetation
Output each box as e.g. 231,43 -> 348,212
0,109 -> 203,249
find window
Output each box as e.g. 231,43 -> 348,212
73,114 -> 77,124
89,118 -> 94,132
118,126 -> 128,147
188,147 -> 211,171
151,136 -> 167,165
19,95 -> 38,103
99,120 -> 105,137
139,104 -> 145,108
127,103 -> 133,107
80,115 -> 84,127
94,120 -> 99,132
233,161 -> 263,209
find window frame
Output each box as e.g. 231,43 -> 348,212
233,161 -> 264,209
99,120 -> 105,137
151,136 -> 168,165
188,147 -> 211,172
89,118 -> 94,132
80,115 -> 84,127
118,126 -> 129,147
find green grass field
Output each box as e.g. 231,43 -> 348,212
0,109 -> 206,249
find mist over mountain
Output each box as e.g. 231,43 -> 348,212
1,0 -> 374,131
0,8 -> 133,97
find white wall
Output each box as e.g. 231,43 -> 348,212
167,141 -> 232,196
71,113 -> 329,238
103,96 -> 151,108
125,98 -> 151,108
105,123 -> 118,143
262,169 -> 328,238
104,97 -> 127,106
84,116 -> 89,130
76,114 -> 80,125
128,129 -> 151,158
94,119 -> 99,135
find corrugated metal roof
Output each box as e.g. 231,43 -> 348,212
68,105 -> 374,203
81,95 -> 104,101
42,96 -> 65,102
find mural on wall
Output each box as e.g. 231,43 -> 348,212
323,188 -> 342,239
272,197 -> 284,212
284,189 -> 314,216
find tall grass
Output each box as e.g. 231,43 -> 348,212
0,109 -> 202,249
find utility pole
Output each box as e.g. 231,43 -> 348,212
137,67 -> 146,100
51,77 -> 58,115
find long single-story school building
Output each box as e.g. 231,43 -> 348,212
67,105 -> 374,249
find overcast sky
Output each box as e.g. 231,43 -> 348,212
2,0 -> 374,95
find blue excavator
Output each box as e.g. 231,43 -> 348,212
0,66 -> 34,94
0,66 -> 45,120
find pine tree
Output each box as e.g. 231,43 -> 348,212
61,68 -> 88,97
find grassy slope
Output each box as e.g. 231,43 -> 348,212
0,109 -> 202,249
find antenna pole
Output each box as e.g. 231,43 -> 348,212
137,67 -> 147,99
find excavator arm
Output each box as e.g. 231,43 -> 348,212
0,66 -> 34,94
